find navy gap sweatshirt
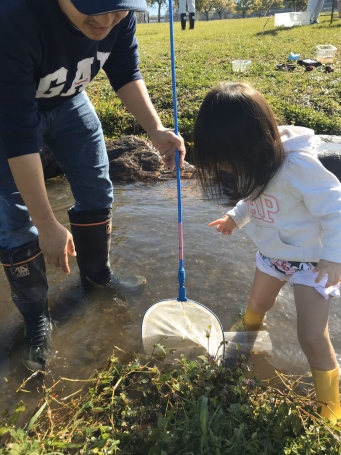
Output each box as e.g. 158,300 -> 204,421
0,0 -> 142,158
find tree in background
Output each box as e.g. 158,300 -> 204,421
254,0 -> 284,16
285,0 -> 307,11
196,0 -> 217,19
234,0 -> 256,17
147,0 -> 168,22
215,0 -> 235,18
136,11 -> 150,22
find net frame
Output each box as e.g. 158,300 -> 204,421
142,299 -> 225,362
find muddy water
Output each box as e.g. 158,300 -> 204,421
1,177 -> 341,419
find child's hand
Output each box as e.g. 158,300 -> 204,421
314,259 -> 341,287
208,214 -> 237,235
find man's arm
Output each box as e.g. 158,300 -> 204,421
8,154 -> 76,273
117,79 -> 186,170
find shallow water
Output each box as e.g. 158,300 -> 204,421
1,177 -> 341,419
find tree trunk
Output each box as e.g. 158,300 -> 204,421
158,4 -> 161,22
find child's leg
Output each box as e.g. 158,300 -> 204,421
294,284 -> 341,422
294,285 -> 336,370
244,267 -> 286,330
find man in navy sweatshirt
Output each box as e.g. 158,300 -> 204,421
0,0 -> 185,371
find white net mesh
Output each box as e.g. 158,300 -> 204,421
142,299 -> 225,362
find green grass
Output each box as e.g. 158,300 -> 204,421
87,14 -> 341,155
2,352 -> 341,454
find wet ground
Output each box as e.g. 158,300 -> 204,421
1,177 -> 341,421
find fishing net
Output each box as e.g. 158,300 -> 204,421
141,0 -> 224,365
142,299 -> 225,362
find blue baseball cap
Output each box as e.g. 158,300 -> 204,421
71,0 -> 148,15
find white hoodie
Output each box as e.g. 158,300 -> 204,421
227,126 -> 341,263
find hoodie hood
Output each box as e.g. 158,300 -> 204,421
278,125 -> 321,154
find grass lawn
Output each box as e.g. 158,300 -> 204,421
88,13 -> 341,155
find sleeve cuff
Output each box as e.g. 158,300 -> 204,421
1,135 -> 40,158
226,206 -> 250,229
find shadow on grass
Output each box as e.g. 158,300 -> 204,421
254,25 -> 310,37
314,22 -> 341,28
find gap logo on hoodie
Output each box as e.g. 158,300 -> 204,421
246,194 -> 279,223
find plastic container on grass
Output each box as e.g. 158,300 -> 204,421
316,44 -> 337,64
232,60 -> 251,72
274,12 -> 311,27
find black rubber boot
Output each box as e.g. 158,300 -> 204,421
68,208 -> 146,293
189,12 -> 195,29
180,13 -> 186,30
0,240 -> 52,371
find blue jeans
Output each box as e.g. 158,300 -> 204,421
0,91 -> 113,250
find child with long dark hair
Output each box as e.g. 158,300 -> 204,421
193,82 -> 341,422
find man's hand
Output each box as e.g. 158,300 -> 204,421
150,127 -> 186,170
208,214 -> 237,235
314,259 -> 341,288
38,220 -> 76,274
116,81 -> 186,170
8,154 -> 76,274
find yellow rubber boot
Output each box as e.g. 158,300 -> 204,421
311,367 -> 341,423
242,307 -> 265,331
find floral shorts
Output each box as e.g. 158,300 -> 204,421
256,252 -> 340,300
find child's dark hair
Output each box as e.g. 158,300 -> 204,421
193,82 -> 285,202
